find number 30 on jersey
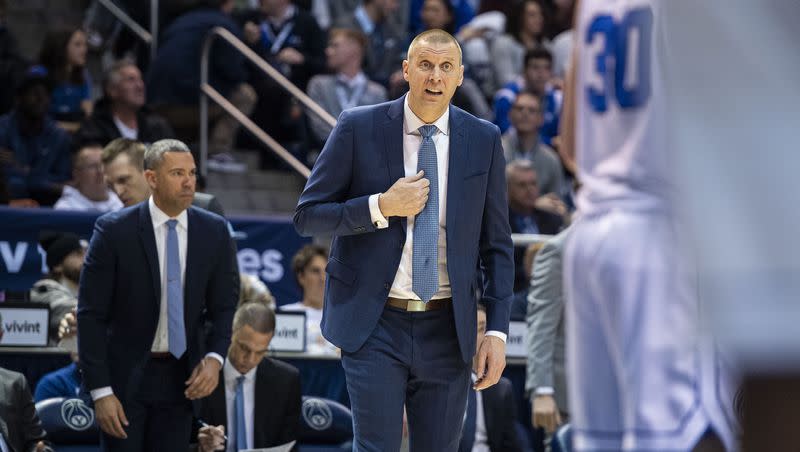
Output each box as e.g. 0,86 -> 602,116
585,7 -> 653,113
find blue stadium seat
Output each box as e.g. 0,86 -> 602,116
298,396 -> 353,451
35,397 -> 100,451
550,423 -> 572,452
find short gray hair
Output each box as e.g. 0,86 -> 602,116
143,139 -> 191,170
232,302 -> 276,335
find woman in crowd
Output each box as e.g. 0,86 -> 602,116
491,0 -> 552,87
38,28 -> 93,123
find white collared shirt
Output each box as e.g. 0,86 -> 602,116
112,115 -> 137,140
224,358 -> 257,452
149,197 -> 188,353
368,97 -> 506,342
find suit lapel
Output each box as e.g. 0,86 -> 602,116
446,106 -> 468,252
382,96 -> 408,231
253,360 -> 272,446
184,208 -> 201,315
138,203 -> 161,308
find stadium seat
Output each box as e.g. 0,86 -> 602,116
298,396 -> 353,451
550,423 -> 572,452
35,397 -> 100,451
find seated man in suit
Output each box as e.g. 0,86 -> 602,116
459,303 -> 522,452
0,366 -> 51,452
196,302 -> 301,452
101,137 -> 224,214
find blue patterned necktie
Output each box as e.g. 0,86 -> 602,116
412,125 -> 439,302
235,375 -> 247,451
166,219 -> 186,358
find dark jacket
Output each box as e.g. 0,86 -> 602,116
509,207 -> 564,292
0,367 -> 49,452
482,376 -> 523,452
73,98 -> 174,147
147,7 -> 247,105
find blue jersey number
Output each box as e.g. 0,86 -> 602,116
586,7 -> 653,113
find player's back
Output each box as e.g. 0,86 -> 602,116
575,0 -> 669,215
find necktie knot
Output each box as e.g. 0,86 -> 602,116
419,125 -> 437,139
166,219 -> 178,230
236,375 -> 245,386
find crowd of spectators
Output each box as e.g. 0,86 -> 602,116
0,1 -> 579,450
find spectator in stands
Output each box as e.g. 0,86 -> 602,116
526,227 -> 571,440
510,241 -> 545,321
239,0 -> 325,169
34,352 -> 81,402
280,244 -> 337,355
411,0 -> 473,35
334,0 -> 404,87
0,367 -> 51,452
548,0 -> 575,78
30,231 -> 84,344
195,302 -> 301,452
502,91 -> 564,197
240,272 -> 276,309
458,302 -> 522,452
54,144 -> 123,211
506,160 -> 563,292
306,28 -> 387,143
491,0 -> 551,88
74,60 -> 174,146
0,0 -> 28,116
101,137 -> 224,213
37,28 -> 93,124
146,0 -> 257,164
0,67 -> 71,206
494,48 -> 561,145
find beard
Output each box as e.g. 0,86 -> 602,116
62,265 -> 82,285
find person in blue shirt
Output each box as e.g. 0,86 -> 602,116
34,360 -> 81,402
37,28 -> 93,123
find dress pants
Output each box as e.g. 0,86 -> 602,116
341,303 -> 471,452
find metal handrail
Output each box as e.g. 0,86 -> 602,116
511,233 -> 553,246
96,0 -> 157,57
199,27 -> 337,179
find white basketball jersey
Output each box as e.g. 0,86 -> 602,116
575,0 -> 669,215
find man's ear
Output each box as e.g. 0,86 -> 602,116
402,60 -> 410,82
144,169 -> 157,190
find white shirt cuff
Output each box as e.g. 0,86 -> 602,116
368,193 -> 389,229
90,386 -> 114,401
485,330 -> 507,343
534,386 -> 555,396
206,352 -> 224,367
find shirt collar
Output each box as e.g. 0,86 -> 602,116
403,95 -> 449,137
336,72 -> 367,89
354,6 -> 375,35
224,357 -> 258,385
148,196 -> 188,231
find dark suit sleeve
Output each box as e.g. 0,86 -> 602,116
293,109 -> 376,237
480,127 -> 515,334
280,368 -> 302,449
204,220 -> 239,359
13,373 -> 48,452
77,215 -> 116,391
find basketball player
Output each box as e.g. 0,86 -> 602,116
561,1 -> 737,450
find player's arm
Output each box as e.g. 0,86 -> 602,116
558,0 -> 580,176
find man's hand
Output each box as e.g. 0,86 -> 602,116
58,309 -> 78,340
243,21 -> 260,44
473,336 -> 506,391
185,357 -> 222,400
198,424 -> 226,452
532,394 -> 562,434
278,47 -> 305,65
95,394 -> 129,438
378,171 -> 430,218
535,193 -> 568,217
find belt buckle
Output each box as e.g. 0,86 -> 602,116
406,300 -> 427,312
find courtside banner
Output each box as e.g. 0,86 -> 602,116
506,321 -> 528,358
0,302 -> 49,346
0,207 -> 309,304
270,311 -> 307,352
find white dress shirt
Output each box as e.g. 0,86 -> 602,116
368,97 -> 507,342
90,198 -> 222,401
224,358 -> 257,452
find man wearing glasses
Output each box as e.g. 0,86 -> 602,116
53,143 -> 123,211
194,303 -> 301,452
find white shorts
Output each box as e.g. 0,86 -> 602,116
564,210 -> 738,451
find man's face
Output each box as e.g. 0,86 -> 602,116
509,93 -> 544,135
524,58 -> 552,95
109,65 -> 145,109
145,152 -> 196,215
228,324 -> 273,375
326,34 -> 360,71
105,153 -> 150,206
507,168 -> 540,211
18,84 -> 51,119
73,147 -> 107,197
298,255 -> 327,305
403,40 -> 464,120
61,248 -> 85,285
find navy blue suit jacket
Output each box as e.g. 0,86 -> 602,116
77,203 -> 239,403
294,96 -> 514,363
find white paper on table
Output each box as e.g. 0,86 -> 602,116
241,441 -> 296,452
